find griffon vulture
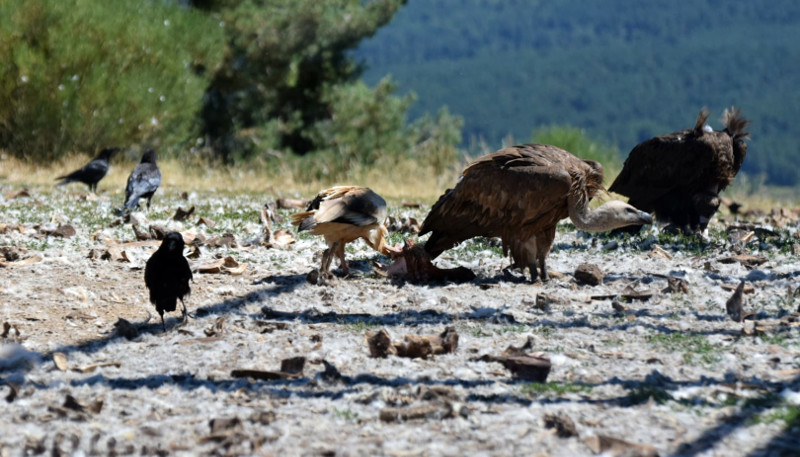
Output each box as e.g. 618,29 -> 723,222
123,149 -> 162,211
419,144 -> 653,282
609,107 -> 750,233
55,147 -> 119,193
145,232 -> 193,331
291,186 -> 400,278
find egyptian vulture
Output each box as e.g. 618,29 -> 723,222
419,144 -> 653,282
609,107 -> 750,233
292,186 -> 399,278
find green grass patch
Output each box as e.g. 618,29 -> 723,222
522,382 -> 592,396
647,332 -> 722,366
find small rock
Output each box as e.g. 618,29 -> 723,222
663,277 -> 689,294
574,263 -> 604,286
114,318 -> 139,340
544,413 -> 578,438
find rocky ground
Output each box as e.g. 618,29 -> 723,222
1,183 -> 799,457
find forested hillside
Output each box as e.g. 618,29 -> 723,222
355,0 -> 800,185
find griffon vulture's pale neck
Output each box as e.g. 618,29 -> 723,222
568,198 -> 652,232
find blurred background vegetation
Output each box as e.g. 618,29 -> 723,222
1,0 -> 797,190
356,0 -> 800,186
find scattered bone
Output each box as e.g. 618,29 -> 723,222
199,256 -> 247,275
206,233 -> 237,248
197,217 -> 217,228
231,356 -> 306,380
75,361 -> 121,373
583,435 -> 659,457
204,317 -> 225,337
725,281 -> 754,323
186,244 -> 201,259
53,352 -> 68,371
260,205 -> 295,248
574,263 -> 604,286
148,225 -> 168,240
717,254 -> 768,269
1,322 -> 22,342
612,300 -> 628,314
172,206 -> 195,221
277,197 -> 308,209
65,310 -> 94,320
721,283 -> 755,294
271,229 -> 295,247
384,238 -> 475,283
265,201 -> 284,222
534,293 -> 563,311
0,254 -> 42,268
728,229 -> 755,246
1,245 -> 28,262
62,394 -> 104,415
648,245 -> 672,260
366,329 -> 394,358
602,240 -> 619,251
479,337 -> 551,382
544,413 -> 579,438
208,417 -> 242,436
5,189 -> 30,199
5,383 -> 19,402
379,401 -> 459,423
39,224 -> 76,238
132,224 -> 150,240
100,247 -> 130,263
592,285 -> 653,302
385,216 -> 421,234
366,327 -> 458,359
662,277 -> 689,294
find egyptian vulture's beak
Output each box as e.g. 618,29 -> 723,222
638,210 -> 654,225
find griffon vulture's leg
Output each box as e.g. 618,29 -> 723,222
517,236 -> 540,282
535,227 -> 557,282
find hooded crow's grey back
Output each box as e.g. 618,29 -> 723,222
123,149 -> 161,210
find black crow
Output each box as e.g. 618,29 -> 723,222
144,231 -> 192,331
123,149 -> 162,211
55,147 -> 119,193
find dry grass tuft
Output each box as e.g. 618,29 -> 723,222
0,152 -> 464,203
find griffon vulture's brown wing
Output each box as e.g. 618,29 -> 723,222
421,145 -> 590,242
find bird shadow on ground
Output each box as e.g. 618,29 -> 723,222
31,363 -> 800,455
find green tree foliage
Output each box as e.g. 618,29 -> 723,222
532,126 -> 621,183
193,0 -> 433,163
356,0 -> 800,185
0,0 -> 223,160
